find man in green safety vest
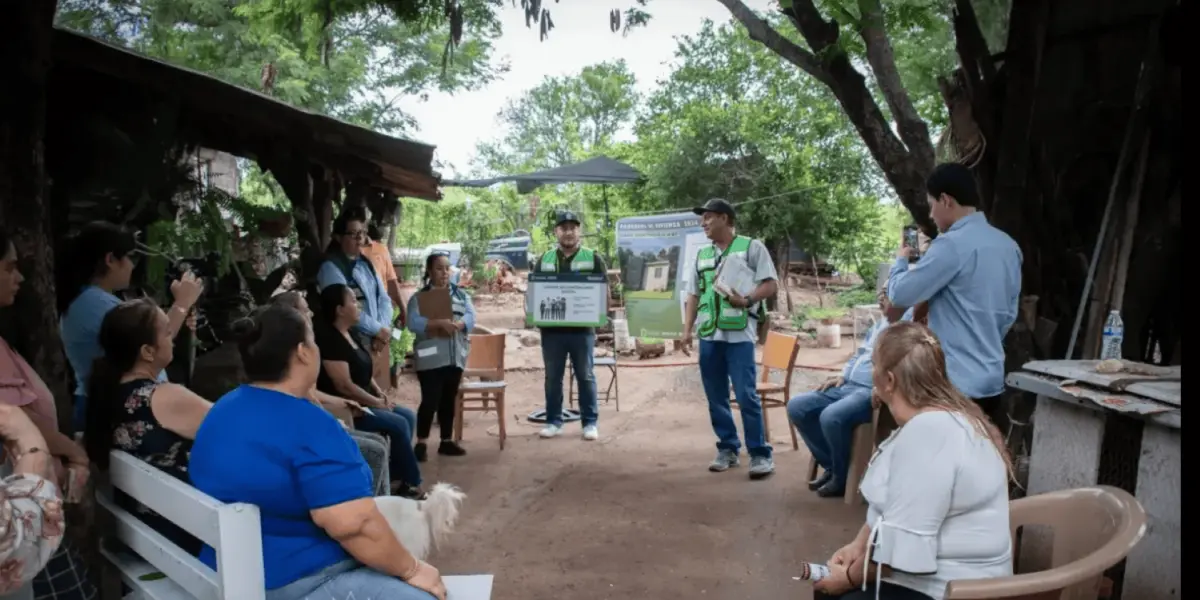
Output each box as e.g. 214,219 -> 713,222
682,198 -> 780,479
535,211 -> 609,441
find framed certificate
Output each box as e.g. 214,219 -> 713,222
526,273 -> 608,327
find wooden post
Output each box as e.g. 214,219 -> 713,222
0,0 -> 72,425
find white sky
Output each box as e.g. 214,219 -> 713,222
396,0 -> 774,177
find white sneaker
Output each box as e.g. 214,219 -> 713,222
582,425 -> 599,441
539,424 -> 564,439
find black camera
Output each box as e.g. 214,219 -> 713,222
164,252 -> 221,297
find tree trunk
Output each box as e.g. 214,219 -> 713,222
0,0 -> 72,427
856,0 -> 936,172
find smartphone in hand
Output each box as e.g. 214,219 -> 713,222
903,225 -> 921,262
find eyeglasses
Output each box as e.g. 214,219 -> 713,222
344,230 -> 368,241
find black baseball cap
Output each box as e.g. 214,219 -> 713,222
555,211 -> 582,227
692,198 -> 736,219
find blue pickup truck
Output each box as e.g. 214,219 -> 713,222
485,231 -> 535,271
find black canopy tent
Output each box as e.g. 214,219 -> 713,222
446,155 -> 643,193
445,155 -> 645,257
447,156 -> 643,426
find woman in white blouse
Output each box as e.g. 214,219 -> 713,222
815,322 -> 1014,600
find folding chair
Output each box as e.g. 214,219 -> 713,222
568,355 -> 620,411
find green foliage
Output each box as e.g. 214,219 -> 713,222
836,285 -> 879,308
799,305 -> 847,322
476,59 -> 640,171
391,327 -> 414,364
56,0 -> 505,136
632,18 -> 886,262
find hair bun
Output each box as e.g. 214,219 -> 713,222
229,314 -> 262,343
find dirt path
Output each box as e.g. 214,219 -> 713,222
391,363 -> 868,600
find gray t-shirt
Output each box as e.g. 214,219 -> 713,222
683,237 -> 779,343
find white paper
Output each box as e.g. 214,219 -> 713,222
714,255 -> 757,297
445,574 -> 494,600
417,346 -> 438,358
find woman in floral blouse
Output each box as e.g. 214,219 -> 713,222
0,404 -> 64,598
83,298 -> 212,556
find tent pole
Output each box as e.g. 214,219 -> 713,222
603,184 -> 611,258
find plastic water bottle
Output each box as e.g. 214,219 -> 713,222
1100,310 -> 1124,360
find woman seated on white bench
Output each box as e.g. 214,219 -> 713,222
84,298 -> 214,557
189,305 -> 446,600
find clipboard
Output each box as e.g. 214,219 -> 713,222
416,287 -> 454,320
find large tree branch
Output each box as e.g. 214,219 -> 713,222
734,0 -> 936,234
714,0 -> 834,88
856,0 -> 935,172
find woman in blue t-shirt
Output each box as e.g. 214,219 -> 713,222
188,305 -> 445,600
58,221 -> 202,433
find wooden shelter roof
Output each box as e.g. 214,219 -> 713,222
51,27 -> 441,200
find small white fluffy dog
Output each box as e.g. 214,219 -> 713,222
374,483 -> 466,560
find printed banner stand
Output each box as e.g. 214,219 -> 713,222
525,272 -> 609,328
615,212 -> 706,340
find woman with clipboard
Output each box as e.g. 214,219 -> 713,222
407,253 -> 476,461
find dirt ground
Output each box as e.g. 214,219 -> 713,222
387,293 -> 871,600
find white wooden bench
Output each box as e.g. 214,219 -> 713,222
99,450 -> 494,600
98,450 -> 264,600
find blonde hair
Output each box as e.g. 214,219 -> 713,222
873,321 -> 1014,480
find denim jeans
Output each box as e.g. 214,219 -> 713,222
354,405 -> 421,487
73,393 -> 87,435
786,383 -> 874,486
699,340 -> 772,458
267,559 -> 435,600
541,330 -> 598,427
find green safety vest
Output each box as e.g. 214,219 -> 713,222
538,247 -> 596,273
695,236 -> 763,338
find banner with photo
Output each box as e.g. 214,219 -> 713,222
615,212 -> 707,339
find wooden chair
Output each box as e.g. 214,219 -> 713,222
731,331 -> 800,450
806,403 -> 897,505
455,333 -> 508,449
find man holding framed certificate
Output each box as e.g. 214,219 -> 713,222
529,211 -> 608,441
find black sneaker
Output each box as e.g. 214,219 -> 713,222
438,440 -> 467,457
395,483 -> 427,500
808,470 -> 833,491
414,442 -> 428,463
816,479 -> 846,498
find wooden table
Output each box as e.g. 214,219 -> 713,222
1008,360 -> 1180,600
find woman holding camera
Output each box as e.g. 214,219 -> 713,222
58,221 -> 202,434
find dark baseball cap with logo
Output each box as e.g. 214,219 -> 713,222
692,198 -> 736,220
555,210 -> 582,227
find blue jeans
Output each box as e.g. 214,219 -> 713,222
542,330 -> 598,427
699,340 -> 772,458
267,559 -> 435,600
73,393 -> 87,435
354,405 -> 421,487
786,383 -> 874,486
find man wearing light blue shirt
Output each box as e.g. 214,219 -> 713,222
317,212 -> 393,352
887,163 -> 1022,421
787,296 -> 912,498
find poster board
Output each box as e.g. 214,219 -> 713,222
615,212 -> 706,339
525,272 -> 608,327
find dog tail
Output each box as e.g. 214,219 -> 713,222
423,482 -> 466,549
